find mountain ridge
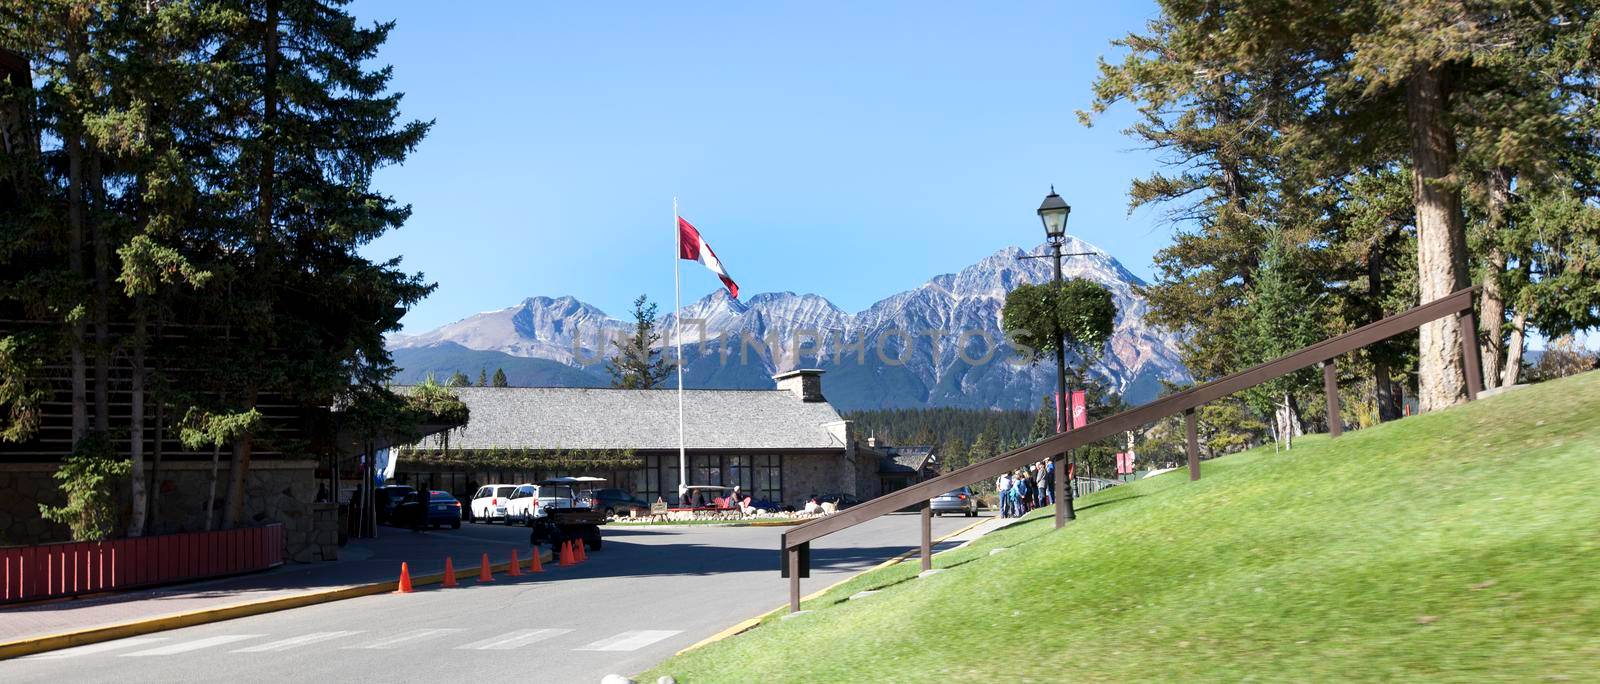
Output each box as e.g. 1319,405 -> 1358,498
389,240 -> 1191,410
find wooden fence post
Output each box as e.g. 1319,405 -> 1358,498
1459,307 -> 1483,401
919,501 -> 933,572
787,545 -> 802,613
1185,408 -> 1200,481
1324,361 -> 1343,438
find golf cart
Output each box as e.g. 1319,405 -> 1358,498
526,476 -> 607,552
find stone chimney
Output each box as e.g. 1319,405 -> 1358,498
773,369 -> 826,402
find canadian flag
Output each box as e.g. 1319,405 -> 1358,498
677,217 -> 739,298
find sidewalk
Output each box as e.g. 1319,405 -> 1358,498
0,524 -> 533,645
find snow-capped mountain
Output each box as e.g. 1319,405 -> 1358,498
388,240 -> 1191,410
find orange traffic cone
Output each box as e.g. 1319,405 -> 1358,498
396,562 -> 414,593
528,546 -> 544,573
478,552 -> 495,582
508,550 -> 523,577
575,540 -> 588,562
442,557 -> 458,588
558,541 -> 575,566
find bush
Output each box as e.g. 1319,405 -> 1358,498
39,435 -> 131,541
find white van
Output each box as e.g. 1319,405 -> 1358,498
469,484 -> 517,523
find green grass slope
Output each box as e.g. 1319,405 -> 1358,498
646,371 -> 1600,683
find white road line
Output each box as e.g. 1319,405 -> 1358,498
120,635 -> 263,656
22,637 -> 170,660
346,628 -> 466,650
454,628 -> 573,651
231,631 -> 364,653
575,630 -> 682,652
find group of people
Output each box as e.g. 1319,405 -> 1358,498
995,460 -> 1055,518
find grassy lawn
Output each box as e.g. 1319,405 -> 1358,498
644,371 -> 1600,683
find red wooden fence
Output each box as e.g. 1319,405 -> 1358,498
0,524 -> 283,604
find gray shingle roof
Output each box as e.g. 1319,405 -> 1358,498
878,445 -> 935,474
416,387 -> 847,451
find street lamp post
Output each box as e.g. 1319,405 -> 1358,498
1035,187 -> 1084,529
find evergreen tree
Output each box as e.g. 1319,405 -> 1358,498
477,368 -> 488,387
608,294 -> 673,389
967,429 -> 998,472
1238,235 -> 1325,446
447,371 -> 470,387
1027,394 -> 1055,442
491,367 -> 508,387
1085,0 -> 1600,413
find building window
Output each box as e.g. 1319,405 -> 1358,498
755,454 -> 782,503
727,455 -> 752,492
692,454 -> 722,489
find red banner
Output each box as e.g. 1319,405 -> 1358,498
1071,390 -> 1088,429
1115,451 -> 1136,475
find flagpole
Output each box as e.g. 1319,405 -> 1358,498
674,197 -> 686,506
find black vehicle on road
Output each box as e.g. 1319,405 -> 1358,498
374,485 -> 416,524
526,477 -> 607,552
582,488 -> 650,517
391,490 -> 463,529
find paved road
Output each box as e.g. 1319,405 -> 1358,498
1,512 -> 992,683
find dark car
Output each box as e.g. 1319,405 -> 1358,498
582,488 -> 649,517
374,485 -> 416,524
930,486 -> 980,517
391,490 -> 462,529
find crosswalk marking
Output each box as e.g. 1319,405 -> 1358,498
23,637 -> 170,660
231,631 -> 363,653
346,628 -> 466,650
575,630 -> 682,652
121,635 -> 262,656
29,627 -> 691,660
454,628 -> 573,651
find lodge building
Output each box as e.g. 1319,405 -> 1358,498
394,370 -> 890,508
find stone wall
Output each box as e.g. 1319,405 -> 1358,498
781,452 -> 845,508
0,460 -> 334,562
0,465 -> 70,545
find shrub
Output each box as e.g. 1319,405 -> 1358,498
39,435 -> 131,541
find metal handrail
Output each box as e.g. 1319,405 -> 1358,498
779,286 -> 1481,611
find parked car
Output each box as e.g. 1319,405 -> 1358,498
391,490 -> 462,529
374,485 -> 416,524
930,486 -> 980,517
469,484 -> 517,523
503,484 -> 541,524
582,488 -> 649,517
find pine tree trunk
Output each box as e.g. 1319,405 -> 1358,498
149,389 -> 164,532
90,154 -> 110,434
1375,359 -> 1401,422
128,305 -> 147,537
1368,229 -> 1402,422
64,21 -> 88,445
66,129 -> 88,444
224,435 -> 252,529
205,442 -> 221,531
1405,66 -> 1470,411
1477,167 -> 1512,389
1502,305 -> 1530,387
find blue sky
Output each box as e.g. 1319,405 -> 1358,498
353,1 -> 1175,333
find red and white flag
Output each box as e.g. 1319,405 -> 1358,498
677,217 -> 739,298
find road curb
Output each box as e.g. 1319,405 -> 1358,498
671,515 -> 992,657
0,550 -> 555,661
